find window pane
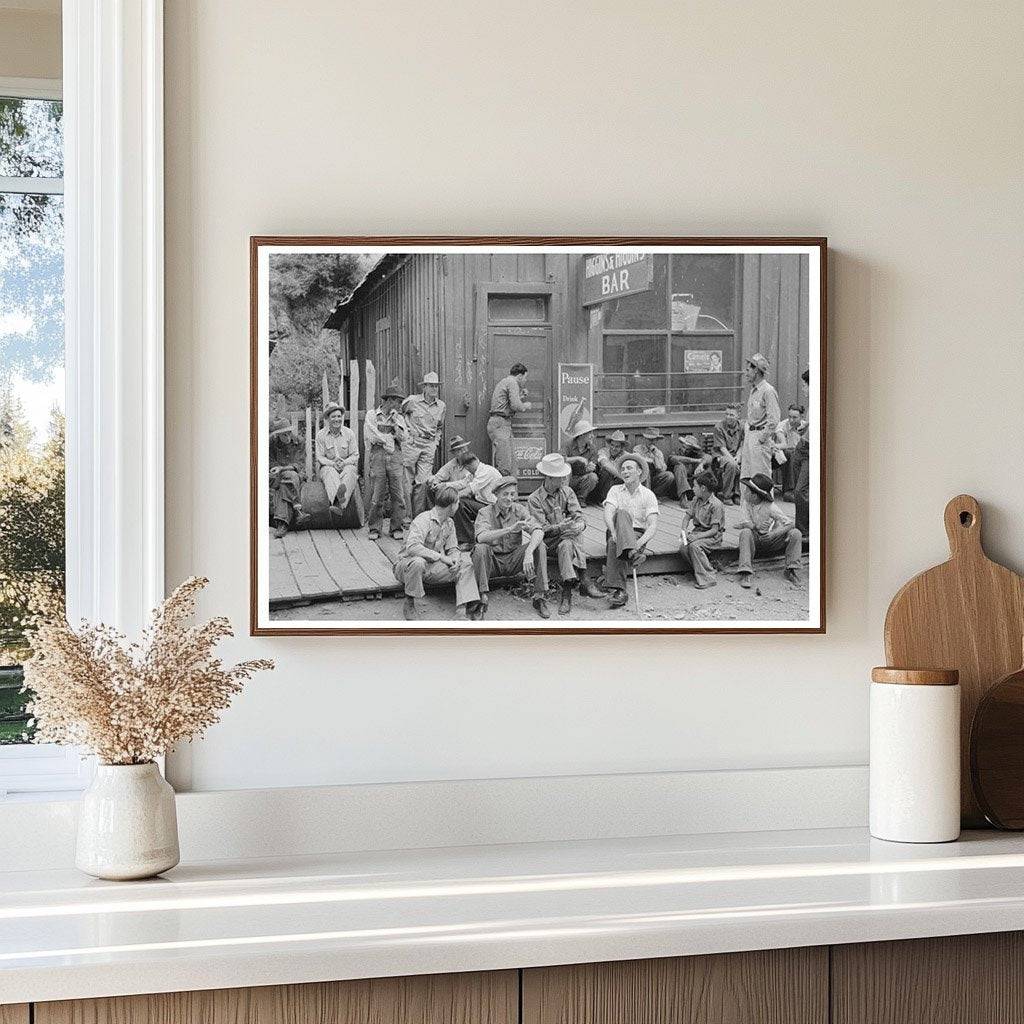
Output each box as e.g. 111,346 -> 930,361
0,98 -> 63,178
0,189 -> 65,744
670,335 -> 743,412
599,334 -> 667,416
487,294 -> 547,322
670,254 -> 736,332
601,254 -> 668,330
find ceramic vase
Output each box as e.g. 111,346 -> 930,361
76,762 -> 180,880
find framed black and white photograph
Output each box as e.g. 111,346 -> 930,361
250,237 -> 826,635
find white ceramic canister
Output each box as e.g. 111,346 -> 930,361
76,762 -> 180,880
869,667 -> 961,843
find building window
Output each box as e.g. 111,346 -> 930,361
487,294 -> 548,323
595,254 -> 741,423
0,92 -> 65,757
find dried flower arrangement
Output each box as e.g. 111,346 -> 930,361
22,576 -> 273,765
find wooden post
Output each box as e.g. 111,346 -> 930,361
321,370 -> 330,410
304,407 -> 313,482
365,360 -> 376,415
349,359 -> 360,431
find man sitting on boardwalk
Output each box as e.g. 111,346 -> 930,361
449,450 -> 503,547
679,469 -> 726,590
594,430 -> 629,502
527,453 -> 605,615
392,486 -> 480,621
712,405 -> 743,504
472,476 -> 550,619
269,417 -> 306,539
602,454 -> 659,610
364,386 -> 409,541
561,420 -> 600,504
632,429 -> 676,498
314,403 -> 359,522
736,473 -> 802,590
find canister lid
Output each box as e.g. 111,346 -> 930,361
871,667 -> 959,686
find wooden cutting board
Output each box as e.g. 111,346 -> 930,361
884,494 -> 1024,826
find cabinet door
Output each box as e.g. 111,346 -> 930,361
522,948 -> 828,1024
36,971 -> 517,1024
0,1006 -> 29,1024
832,932 -> 1024,1024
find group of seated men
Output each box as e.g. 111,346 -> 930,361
390,435 -> 803,620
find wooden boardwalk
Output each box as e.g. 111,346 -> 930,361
269,501 -> 796,608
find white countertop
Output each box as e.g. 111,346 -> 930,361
4,826 -> 1024,1004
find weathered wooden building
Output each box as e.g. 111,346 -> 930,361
325,251 -> 810,481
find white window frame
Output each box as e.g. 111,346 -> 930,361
0,1 -> 165,798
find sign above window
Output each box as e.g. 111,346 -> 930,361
582,253 -> 653,305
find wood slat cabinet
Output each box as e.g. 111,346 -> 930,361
521,948 -> 828,1024
34,971 -> 517,1024
17,932 -> 1024,1024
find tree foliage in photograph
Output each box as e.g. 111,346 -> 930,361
0,395 -> 65,664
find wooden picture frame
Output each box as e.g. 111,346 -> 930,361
251,237 -> 827,635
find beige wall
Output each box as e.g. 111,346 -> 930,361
0,7 -> 60,80
164,1 -> 1024,791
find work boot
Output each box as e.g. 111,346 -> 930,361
694,579 -> 717,590
738,573 -> 753,589
453,605 -> 470,620
607,588 -> 628,609
391,529 -> 405,541
558,585 -> 573,616
403,596 -> 419,620
272,522 -> 288,539
368,529 -> 381,541
329,505 -> 346,523
784,567 -> 800,586
533,596 -> 551,619
580,578 -> 605,599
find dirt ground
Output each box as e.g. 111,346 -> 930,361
271,557 -> 811,624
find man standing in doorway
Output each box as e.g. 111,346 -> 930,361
739,353 -> 781,480
488,362 -> 531,475
364,385 -> 409,541
402,371 -> 446,521
602,454 -> 659,610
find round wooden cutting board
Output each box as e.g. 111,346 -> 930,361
884,494 -> 1024,826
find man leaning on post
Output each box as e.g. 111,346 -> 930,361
392,486 -> 480,621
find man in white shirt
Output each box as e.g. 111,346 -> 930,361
449,451 -> 502,547
602,454 -> 659,609
402,371 -> 446,521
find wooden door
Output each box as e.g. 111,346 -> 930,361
0,1006 -> 29,1024
522,949 -> 828,1024
832,932 -> 1024,1024
35,971 -> 517,1024
489,325 -> 553,484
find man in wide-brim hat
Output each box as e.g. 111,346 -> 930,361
527,453 -> 605,615
269,416 -> 305,538
593,429 -> 630,503
363,385 -> 409,540
314,402 -> 360,524
471,475 -> 551,619
632,428 -> 675,498
736,473 -> 802,589
561,419 -> 600,505
402,371 -> 446,521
